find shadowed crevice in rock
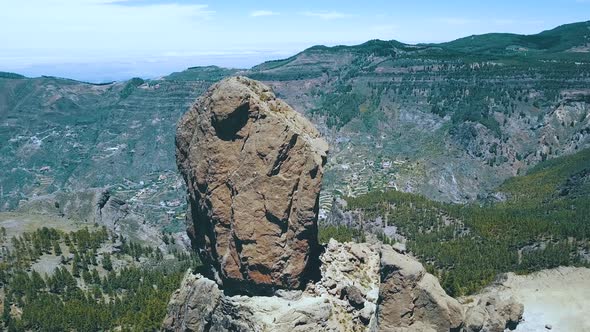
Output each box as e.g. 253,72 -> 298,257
212,101 -> 250,141
269,133 -> 298,176
265,210 -> 288,234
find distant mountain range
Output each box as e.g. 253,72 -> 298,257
1,21 -> 589,229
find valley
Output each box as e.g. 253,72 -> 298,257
0,20 -> 589,331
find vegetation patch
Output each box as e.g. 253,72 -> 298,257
345,148 -> 590,296
0,226 -> 199,331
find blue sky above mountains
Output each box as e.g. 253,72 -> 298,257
1,0 -> 588,82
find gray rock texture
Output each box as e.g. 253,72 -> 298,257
163,240 -> 381,332
163,242 -> 526,332
463,294 -> 524,332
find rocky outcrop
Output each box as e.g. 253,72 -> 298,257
176,76 -> 328,294
162,274 -> 224,332
463,295 -> 524,332
163,241 -> 526,332
377,245 -> 464,332
163,240 -> 381,332
17,188 -> 128,227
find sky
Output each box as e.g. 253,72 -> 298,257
1,0 -> 588,82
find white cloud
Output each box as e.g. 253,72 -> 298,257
250,10 -> 279,17
301,11 -> 352,20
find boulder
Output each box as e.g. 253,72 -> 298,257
176,76 -> 328,294
463,295 -> 524,332
342,285 -> 366,309
377,245 -> 464,331
162,272 -> 223,332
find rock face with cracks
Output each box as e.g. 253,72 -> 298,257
463,294 -> 524,332
162,240 -> 382,332
176,76 -> 329,294
377,245 -> 464,332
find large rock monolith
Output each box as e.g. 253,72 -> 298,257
176,76 -> 328,294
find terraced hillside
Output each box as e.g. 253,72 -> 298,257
250,21 -> 590,208
1,22 -> 589,226
0,67 -> 237,230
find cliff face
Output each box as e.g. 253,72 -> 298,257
176,76 -> 328,294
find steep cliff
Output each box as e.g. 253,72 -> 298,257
176,76 -> 328,294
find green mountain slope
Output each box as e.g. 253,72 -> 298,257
0,72 -> 218,229
1,22 -> 589,223
442,20 -> 590,55
246,21 -> 590,205
345,147 -> 590,296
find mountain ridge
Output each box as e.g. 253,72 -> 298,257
1,20 -> 589,219
4,21 -> 589,84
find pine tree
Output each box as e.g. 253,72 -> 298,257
72,260 -> 80,278
31,270 -> 46,290
53,241 -> 62,256
82,270 -> 92,284
102,254 -> 113,271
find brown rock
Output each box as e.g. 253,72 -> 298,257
377,245 -> 463,331
176,76 -> 328,294
342,285 -> 366,309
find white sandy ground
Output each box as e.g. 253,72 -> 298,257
466,267 -> 590,332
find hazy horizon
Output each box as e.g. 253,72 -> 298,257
1,0 -> 588,82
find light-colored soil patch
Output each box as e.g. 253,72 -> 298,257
31,254 -> 63,275
467,267 -> 590,332
0,212 -> 86,238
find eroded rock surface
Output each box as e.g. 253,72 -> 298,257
163,241 -> 526,332
377,245 -> 464,332
163,240 -> 381,332
463,294 -> 524,332
176,76 -> 328,294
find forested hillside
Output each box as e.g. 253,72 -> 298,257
344,148 -> 590,296
0,225 -> 197,331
